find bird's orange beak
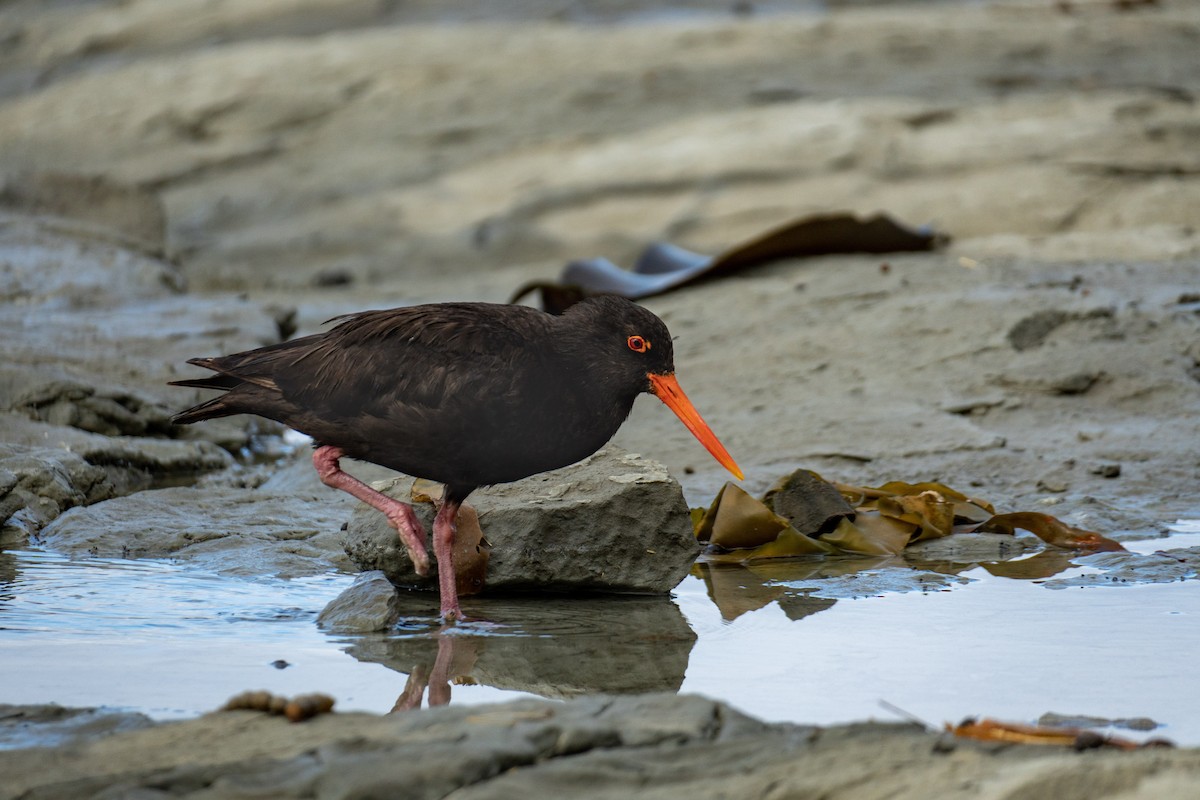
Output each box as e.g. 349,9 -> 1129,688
648,373 -> 744,481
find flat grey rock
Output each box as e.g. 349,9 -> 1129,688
0,694 -> 806,799
0,703 -> 155,751
0,444 -> 113,542
7,692 -> 1173,800
317,570 -> 402,632
37,485 -> 352,577
0,415 -> 233,541
0,213 -> 180,306
8,375 -> 178,438
344,446 -> 700,596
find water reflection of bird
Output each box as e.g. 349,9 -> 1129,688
390,634 -> 478,712
171,296 -> 741,620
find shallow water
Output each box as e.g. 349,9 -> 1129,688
1,524 -> 1198,746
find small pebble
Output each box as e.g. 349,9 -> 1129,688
932,732 -> 958,753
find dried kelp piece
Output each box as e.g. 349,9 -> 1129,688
694,482 -> 836,559
949,717 -> 1172,751
411,480 -> 492,595
692,561 -> 840,621
694,473 -> 1126,564
764,468 -> 856,536
876,491 -> 955,543
979,549 -> 1077,580
506,283 -> 588,315
976,512 -> 1126,552
692,562 -> 785,621
819,514 -> 913,556
510,212 -> 945,311
835,480 -> 994,525
711,212 -> 943,272
221,690 -> 336,722
449,503 -> 491,596
702,528 -> 839,562
696,482 -> 785,549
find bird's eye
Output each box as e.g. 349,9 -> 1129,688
627,335 -> 649,353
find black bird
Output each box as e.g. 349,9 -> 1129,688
171,295 -> 741,620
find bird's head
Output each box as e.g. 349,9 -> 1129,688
566,296 -> 743,481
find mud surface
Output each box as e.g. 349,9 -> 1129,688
1,0 -> 1199,795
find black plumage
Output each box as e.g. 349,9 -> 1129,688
172,295 -> 740,620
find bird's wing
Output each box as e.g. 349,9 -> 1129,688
208,304 -> 554,421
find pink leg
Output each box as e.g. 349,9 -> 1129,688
389,664 -> 429,713
433,497 -> 464,621
426,634 -> 455,706
312,446 -> 430,576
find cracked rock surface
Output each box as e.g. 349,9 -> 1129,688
3,694 -> 1199,800
344,447 -> 700,595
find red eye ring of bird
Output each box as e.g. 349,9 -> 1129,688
627,335 -> 650,353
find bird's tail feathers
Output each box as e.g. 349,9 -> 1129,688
170,359 -> 244,424
168,373 -> 239,391
171,395 -> 237,425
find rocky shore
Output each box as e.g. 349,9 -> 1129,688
2,0 -> 1199,795
3,693 -> 1200,799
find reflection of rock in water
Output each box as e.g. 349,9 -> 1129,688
343,595 -> 695,699
695,562 -> 838,622
0,550 -> 17,602
776,594 -> 836,622
695,562 -> 786,621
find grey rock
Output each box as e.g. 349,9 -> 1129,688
1051,371 -> 1103,395
0,694 -> 799,800
1003,311 -> 1070,352
1007,309 -> 1071,351
1037,475 -> 1069,493
0,413 -> 232,495
10,377 -> 178,438
0,214 -> 181,306
1006,308 -> 1115,351
0,704 -> 156,750
1043,546 -> 1200,589
317,571 -> 402,632
344,447 -> 701,596
0,412 -> 236,544
0,445 -> 113,542
37,485 -> 352,577
937,393 -> 1007,415
765,468 -> 855,536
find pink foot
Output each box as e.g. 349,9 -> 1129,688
312,446 -> 431,575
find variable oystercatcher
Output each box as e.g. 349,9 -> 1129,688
171,295 -> 741,620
